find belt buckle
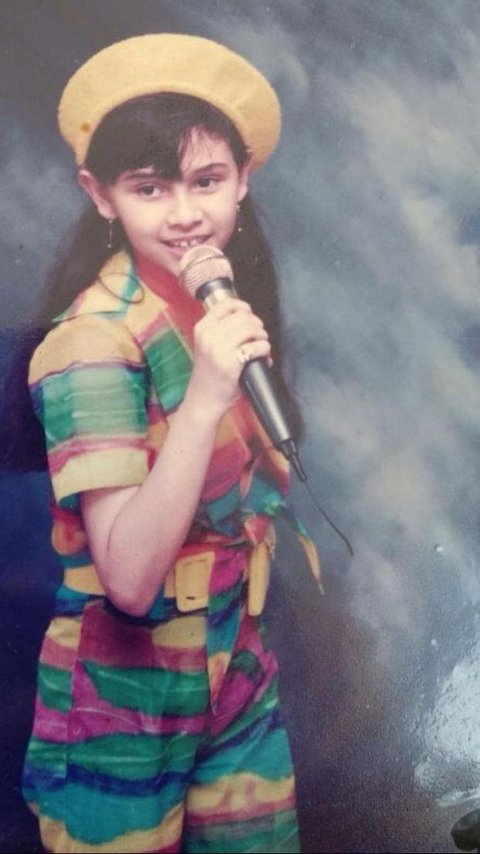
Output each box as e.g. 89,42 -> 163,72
175,551 -> 215,612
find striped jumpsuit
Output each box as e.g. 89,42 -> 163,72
22,251 -> 315,853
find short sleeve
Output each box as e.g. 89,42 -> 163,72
29,314 -> 149,506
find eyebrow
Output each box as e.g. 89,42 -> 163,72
121,169 -> 163,182
188,162 -> 229,175
122,162 -> 229,181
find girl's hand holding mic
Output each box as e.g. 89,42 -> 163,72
189,298 -> 271,413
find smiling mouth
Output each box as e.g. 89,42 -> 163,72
163,236 -> 209,250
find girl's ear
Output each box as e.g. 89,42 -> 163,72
77,169 -> 116,219
237,153 -> 253,203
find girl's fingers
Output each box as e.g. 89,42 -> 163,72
207,298 -> 252,319
195,302 -> 268,351
236,339 -> 271,365
203,301 -> 259,333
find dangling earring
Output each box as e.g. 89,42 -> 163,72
236,203 -> 243,234
106,218 -> 115,250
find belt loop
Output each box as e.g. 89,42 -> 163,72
247,541 -> 271,616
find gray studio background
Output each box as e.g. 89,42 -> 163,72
2,1 -> 480,852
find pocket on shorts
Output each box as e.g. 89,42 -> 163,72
212,610 -> 280,724
67,600 -> 210,736
67,598 -> 156,739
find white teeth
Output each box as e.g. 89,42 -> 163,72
166,237 -> 205,249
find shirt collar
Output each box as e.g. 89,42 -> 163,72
53,251 -> 146,322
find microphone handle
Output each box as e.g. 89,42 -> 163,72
240,358 -> 306,481
240,357 -> 291,446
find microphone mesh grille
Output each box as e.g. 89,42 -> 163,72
179,245 -> 233,298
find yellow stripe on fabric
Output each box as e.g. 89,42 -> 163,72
151,613 -> 206,650
119,279 -> 169,338
52,448 -> 148,503
28,314 -> 144,384
296,533 -> 322,585
44,615 -> 82,650
35,801 -> 183,853
206,650 -> 230,696
147,416 -> 169,448
64,565 -> 105,595
188,772 -> 294,815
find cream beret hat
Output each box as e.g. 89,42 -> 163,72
58,33 -> 281,171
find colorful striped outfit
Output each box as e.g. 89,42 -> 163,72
22,252 -> 315,853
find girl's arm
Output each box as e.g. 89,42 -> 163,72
81,299 -> 269,616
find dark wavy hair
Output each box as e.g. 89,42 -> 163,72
1,93 -> 302,471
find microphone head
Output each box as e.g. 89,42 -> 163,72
179,244 -> 233,298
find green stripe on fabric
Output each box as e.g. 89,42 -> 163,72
242,474 -> 286,517
205,484 -> 241,526
84,661 -> 209,715
67,732 -> 199,779
122,264 -> 143,305
205,583 -> 240,617
204,677 -> 280,748
41,364 -> 147,447
42,781 -> 183,845
197,726 -> 295,783
228,649 -> 263,681
38,663 -> 71,712
145,330 -> 191,411
25,737 -> 68,773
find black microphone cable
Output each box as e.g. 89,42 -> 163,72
296,466 -> 354,557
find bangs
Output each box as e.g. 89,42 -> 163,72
85,93 -> 247,184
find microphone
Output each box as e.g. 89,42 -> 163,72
179,244 -> 307,481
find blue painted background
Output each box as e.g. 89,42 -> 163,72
2,2 -> 480,851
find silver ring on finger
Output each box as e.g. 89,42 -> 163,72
237,344 -> 251,365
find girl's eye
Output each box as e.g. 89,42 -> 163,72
196,175 -> 219,189
137,184 -> 162,198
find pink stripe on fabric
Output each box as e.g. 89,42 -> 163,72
208,549 -> 245,595
135,312 -> 173,347
150,845 -> 181,853
40,626 -> 206,672
201,438 -> 251,502
40,636 -> 77,670
188,792 -> 296,826
49,435 -> 146,474
32,702 -> 68,742
32,690 -> 206,742
75,604 -> 207,670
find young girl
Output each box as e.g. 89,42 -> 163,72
18,33 -> 318,854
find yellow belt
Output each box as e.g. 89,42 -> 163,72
63,539 -> 272,617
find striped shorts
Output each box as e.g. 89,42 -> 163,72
22,553 -> 300,853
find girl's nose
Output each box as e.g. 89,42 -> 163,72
166,189 -> 202,228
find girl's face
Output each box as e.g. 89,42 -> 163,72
79,128 -> 251,276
